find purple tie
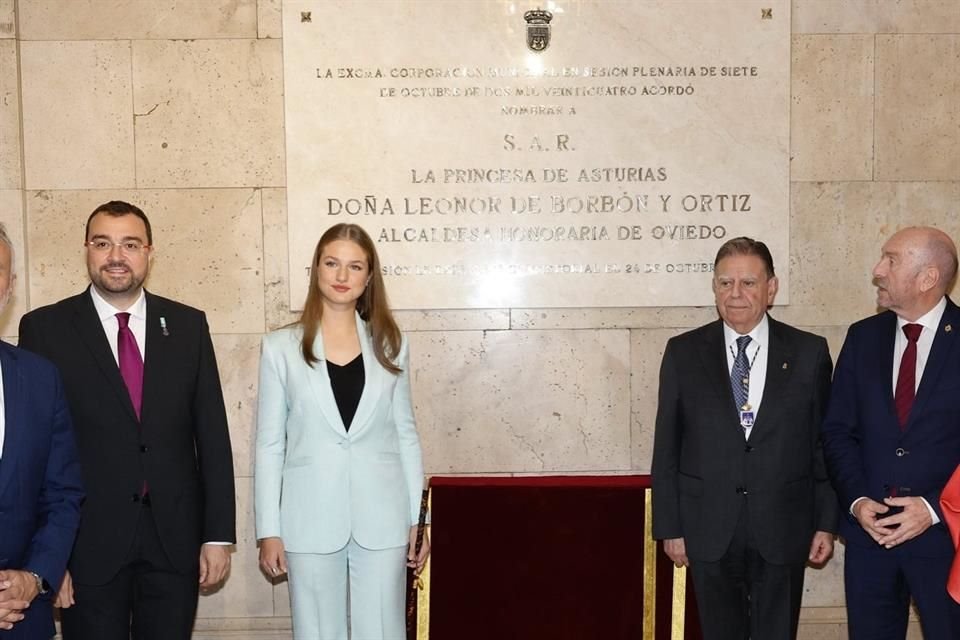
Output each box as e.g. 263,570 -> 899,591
116,312 -> 143,419
894,323 -> 922,429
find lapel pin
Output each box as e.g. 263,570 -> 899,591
946,324 -> 952,333
160,317 -> 169,336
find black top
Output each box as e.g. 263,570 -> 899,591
327,353 -> 365,431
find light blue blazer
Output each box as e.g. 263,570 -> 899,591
254,314 -> 424,553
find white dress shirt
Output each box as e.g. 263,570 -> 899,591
89,287 -> 147,364
891,296 -> 946,395
723,314 -> 769,441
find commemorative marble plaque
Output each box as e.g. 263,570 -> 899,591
283,0 -> 790,308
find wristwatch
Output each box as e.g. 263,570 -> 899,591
27,571 -> 49,596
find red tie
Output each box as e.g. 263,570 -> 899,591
116,312 -> 144,419
894,323 -> 922,429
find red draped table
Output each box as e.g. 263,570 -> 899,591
410,475 -> 701,640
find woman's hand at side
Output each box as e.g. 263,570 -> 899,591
407,525 -> 431,575
258,537 -> 288,579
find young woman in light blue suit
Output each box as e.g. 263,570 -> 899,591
255,223 -> 428,640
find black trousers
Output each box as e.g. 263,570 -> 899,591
61,505 -> 199,640
688,503 -> 806,640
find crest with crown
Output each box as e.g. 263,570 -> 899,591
523,8 -> 553,52
524,9 -> 553,25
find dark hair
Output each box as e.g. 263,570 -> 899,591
86,201 -> 153,245
714,237 -> 775,278
300,224 -> 402,374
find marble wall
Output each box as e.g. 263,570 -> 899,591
1,1 -> 957,638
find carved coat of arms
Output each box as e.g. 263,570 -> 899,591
524,9 -> 553,53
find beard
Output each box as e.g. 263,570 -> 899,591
89,261 -> 146,296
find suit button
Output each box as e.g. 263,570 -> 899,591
131,493 -> 140,502
736,487 -> 747,495
140,445 -> 149,453
744,445 -> 754,453
895,448 -> 907,457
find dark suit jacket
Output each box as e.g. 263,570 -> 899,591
822,300 -> 960,557
18,289 -> 236,585
652,316 -> 838,565
0,341 -> 83,639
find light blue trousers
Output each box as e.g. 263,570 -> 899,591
286,538 -> 407,640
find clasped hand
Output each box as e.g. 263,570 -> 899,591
0,570 -> 38,630
854,496 -> 933,548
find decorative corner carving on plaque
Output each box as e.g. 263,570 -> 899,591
761,8 -> 773,19
301,11 -> 312,23
524,8 -> 553,53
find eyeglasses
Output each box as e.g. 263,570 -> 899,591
85,240 -> 151,254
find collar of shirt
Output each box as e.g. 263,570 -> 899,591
896,296 -> 947,336
723,313 -> 769,361
892,296 -> 947,393
89,287 -> 148,364
90,286 -> 147,323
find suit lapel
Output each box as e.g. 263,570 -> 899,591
348,313 -> 381,436
72,290 -> 138,422
305,328 -> 349,436
698,321 -> 741,427
749,316 -> 795,440
874,311 -> 899,424
0,344 -> 22,494
306,313 -> 385,437
141,292 -> 170,423
909,299 -> 960,426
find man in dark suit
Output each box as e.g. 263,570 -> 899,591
652,237 -> 838,640
0,222 -> 83,640
822,226 -> 960,639
18,201 -> 236,640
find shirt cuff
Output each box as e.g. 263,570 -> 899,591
920,498 -> 941,525
849,496 -> 868,516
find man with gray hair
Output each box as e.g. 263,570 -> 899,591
823,226 -> 960,638
653,236 -> 837,640
0,223 -> 84,639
